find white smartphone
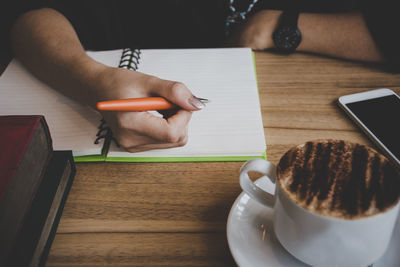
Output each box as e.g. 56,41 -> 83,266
338,88 -> 400,167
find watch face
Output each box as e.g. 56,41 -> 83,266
273,26 -> 302,52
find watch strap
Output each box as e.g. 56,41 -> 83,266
279,10 -> 300,28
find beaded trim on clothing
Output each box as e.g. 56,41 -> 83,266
225,0 -> 258,35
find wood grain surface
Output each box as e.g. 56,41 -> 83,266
34,52 -> 400,266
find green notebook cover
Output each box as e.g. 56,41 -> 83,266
105,151 -> 267,163
74,153 -> 107,162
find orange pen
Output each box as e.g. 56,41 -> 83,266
96,97 -> 208,111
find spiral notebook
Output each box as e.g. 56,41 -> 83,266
0,48 -> 266,162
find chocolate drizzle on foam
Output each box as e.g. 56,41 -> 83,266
277,140 -> 400,219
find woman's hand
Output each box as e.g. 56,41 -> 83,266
94,67 -> 205,152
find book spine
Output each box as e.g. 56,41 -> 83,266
38,152 -> 76,267
6,151 -> 76,267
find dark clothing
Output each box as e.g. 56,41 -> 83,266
361,0 -> 400,72
2,0 -> 400,71
49,1 -> 229,50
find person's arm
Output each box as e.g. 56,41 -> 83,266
10,8 -> 205,152
229,10 -> 384,63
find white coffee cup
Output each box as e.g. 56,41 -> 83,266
239,142 -> 400,267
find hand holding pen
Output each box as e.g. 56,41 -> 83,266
94,67 -> 207,152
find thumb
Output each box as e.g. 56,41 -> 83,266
151,79 -> 206,111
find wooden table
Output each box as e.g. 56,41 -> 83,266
43,52 -> 400,266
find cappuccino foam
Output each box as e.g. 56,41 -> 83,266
277,140 -> 400,219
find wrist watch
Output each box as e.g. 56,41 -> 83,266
272,10 -> 302,53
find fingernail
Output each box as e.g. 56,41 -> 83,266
189,96 -> 206,110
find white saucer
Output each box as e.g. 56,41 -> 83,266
227,177 -> 400,267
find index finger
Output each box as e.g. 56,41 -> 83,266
133,110 -> 192,143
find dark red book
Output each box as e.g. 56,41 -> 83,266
0,115 -> 53,266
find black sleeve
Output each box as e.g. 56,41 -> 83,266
361,0 -> 400,72
45,0 -> 227,50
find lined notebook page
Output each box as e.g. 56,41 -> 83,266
0,60 -> 103,156
95,48 -> 266,158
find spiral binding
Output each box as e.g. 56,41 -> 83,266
94,48 -> 141,146
94,119 -> 110,144
94,118 -> 120,147
118,48 -> 141,70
